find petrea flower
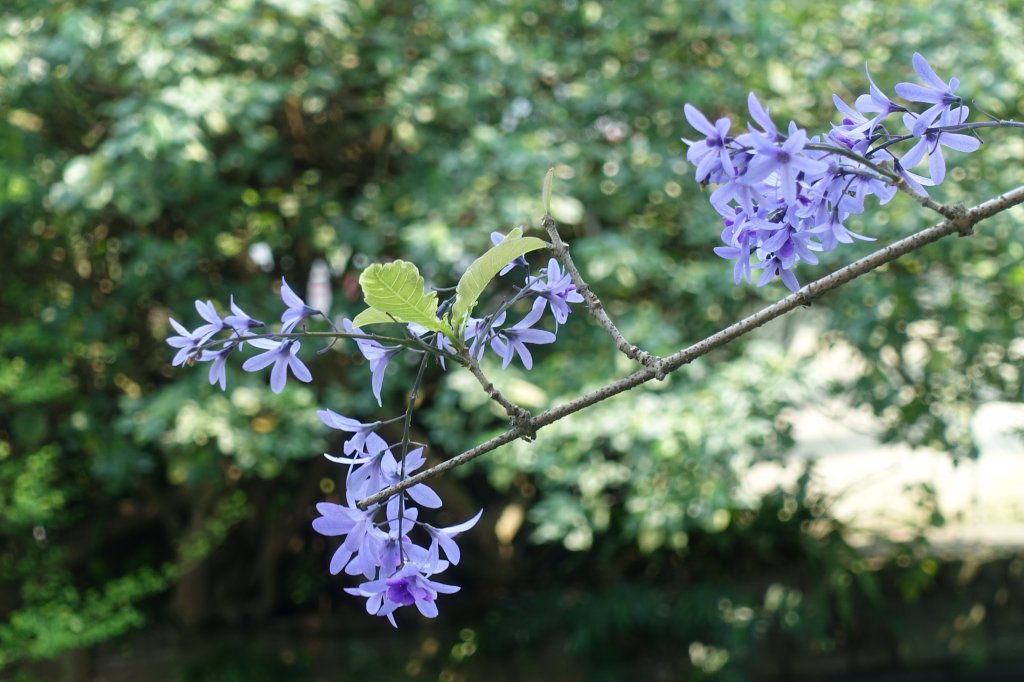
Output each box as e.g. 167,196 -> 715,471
527,258 -> 584,325
710,167 -> 761,216
423,509 -> 483,565
490,230 -> 530,275
339,433 -> 395,500
318,408 -> 381,456
490,304 -> 556,370
744,127 -> 829,205
312,502 -> 380,576
463,312 -> 506,361
223,295 -> 264,339
753,253 -> 800,292
373,498 -> 424,578
713,209 -> 756,284
200,345 -> 233,390
813,209 -> 875,252
894,53 -> 961,137
193,299 -> 226,343
893,158 -> 936,198
898,107 -> 979,184
381,447 -> 442,509
382,561 -> 459,619
344,545 -> 458,626
166,317 -> 203,366
853,65 -> 903,136
242,338 -> 312,393
344,319 -> 402,406
682,103 -> 734,183
831,94 -> 873,143
408,322 -> 456,370
745,92 -> 778,139
280,277 -> 320,332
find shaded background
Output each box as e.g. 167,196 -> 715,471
2,0 -> 1023,680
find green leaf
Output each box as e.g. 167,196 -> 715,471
542,167 -> 555,214
452,231 -> 548,326
359,261 -> 444,332
351,307 -> 400,328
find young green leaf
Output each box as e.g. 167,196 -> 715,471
542,167 -> 555,215
451,232 -> 548,326
359,261 -> 444,332
350,307 -> 400,328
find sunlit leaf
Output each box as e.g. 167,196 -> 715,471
359,260 -> 445,332
351,307 -> 399,328
452,230 -> 547,326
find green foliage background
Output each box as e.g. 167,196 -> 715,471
1,0 -> 1022,679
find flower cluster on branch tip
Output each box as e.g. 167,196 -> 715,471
683,53 -> 982,291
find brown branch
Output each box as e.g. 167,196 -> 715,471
541,215 -> 664,375
356,184 -> 1024,510
893,176 -> 965,221
463,348 -> 537,437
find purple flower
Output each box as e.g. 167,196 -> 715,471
224,295 -> 264,340
527,258 -> 584,326
752,253 -> 800,292
831,94 -> 873,143
382,447 -> 442,509
463,312 -> 506,361
898,107 -> 979,184
713,209 -> 757,284
166,317 -> 203,367
193,299 -> 226,343
200,345 -> 233,390
744,128 -> 829,206
490,303 -> 556,370
241,338 -> 312,393
490,230 -> 530,275
344,319 -> 402,406
383,562 -> 459,618
709,166 -> 761,216
312,502 -> 381,576
318,408 -> 381,456
894,53 -> 961,137
852,65 -> 903,136
893,158 -> 936,197
280,277 -> 319,332
344,546 -> 459,626
813,209 -> 875,252
423,509 -> 483,565
373,498 -> 423,578
339,434 -> 395,500
745,92 -> 778,139
682,103 -> 734,183
408,322 -> 456,369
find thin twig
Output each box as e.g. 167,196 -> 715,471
463,348 -> 536,435
892,176 -> 963,221
356,184 -> 1024,510
541,214 -> 664,375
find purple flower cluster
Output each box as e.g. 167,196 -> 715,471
166,237 -> 583,624
313,409 -> 481,625
307,248 -> 581,624
683,53 -> 981,291
166,278 -> 313,393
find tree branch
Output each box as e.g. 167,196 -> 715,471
541,215 -> 664,375
356,184 -> 1024,510
462,348 -> 536,436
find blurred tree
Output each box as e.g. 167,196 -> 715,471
0,0 -> 1021,679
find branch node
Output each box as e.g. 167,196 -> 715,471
950,203 -> 973,236
510,407 -> 537,442
635,351 -> 666,380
